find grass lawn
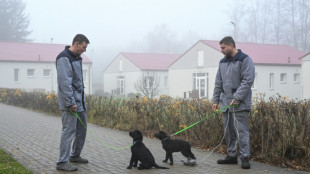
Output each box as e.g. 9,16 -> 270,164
0,149 -> 33,174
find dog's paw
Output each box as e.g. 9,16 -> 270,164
127,166 -> 132,169
162,160 -> 168,163
169,162 -> 174,165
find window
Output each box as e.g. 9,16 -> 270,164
14,69 -> 19,82
43,69 -> 51,77
117,76 -> 125,94
83,70 -> 87,82
119,60 -> 123,72
269,73 -> 274,89
164,76 -> 168,88
144,76 -> 154,89
197,50 -> 204,67
280,73 -> 287,83
252,73 -> 258,89
293,73 -> 300,83
27,69 -> 35,77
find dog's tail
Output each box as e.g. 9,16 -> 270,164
154,163 -> 169,169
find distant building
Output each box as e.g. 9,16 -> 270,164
103,52 -> 180,97
169,40 -> 305,100
300,53 -> 310,99
0,42 -> 93,94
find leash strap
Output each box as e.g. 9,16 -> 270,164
169,105 -> 231,138
69,110 -> 132,150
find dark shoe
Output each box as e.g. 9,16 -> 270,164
69,156 -> 88,163
56,162 -> 78,171
217,155 -> 238,164
241,157 -> 251,169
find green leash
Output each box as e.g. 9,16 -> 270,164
69,104 -> 231,150
169,105 -> 231,138
69,110 -> 133,150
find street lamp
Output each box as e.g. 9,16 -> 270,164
231,21 -> 236,39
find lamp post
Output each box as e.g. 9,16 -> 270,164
50,38 -> 54,92
231,21 -> 236,39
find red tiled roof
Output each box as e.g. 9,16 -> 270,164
121,52 -> 180,70
201,40 -> 305,65
0,42 -> 91,63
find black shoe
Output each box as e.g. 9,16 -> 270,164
241,157 -> 251,169
69,156 -> 88,163
217,155 -> 238,164
56,162 -> 78,171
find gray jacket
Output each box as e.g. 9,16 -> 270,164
56,46 -> 86,112
212,49 -> 255,112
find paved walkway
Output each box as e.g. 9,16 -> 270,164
0,103 -> 308,174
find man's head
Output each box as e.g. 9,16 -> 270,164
70,34 -> 90,56
219,36 -> 237,58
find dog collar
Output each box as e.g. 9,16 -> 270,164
133,141 -> 142,145
162,135 -> 170,141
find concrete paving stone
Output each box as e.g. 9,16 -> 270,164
0,103 -> 309,174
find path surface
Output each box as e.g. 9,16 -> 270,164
0,103 -> 308,174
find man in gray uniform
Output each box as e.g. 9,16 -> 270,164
212,36 -> 255,169
56,34 -> 90,171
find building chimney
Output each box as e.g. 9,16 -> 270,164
288,57 -> 290,63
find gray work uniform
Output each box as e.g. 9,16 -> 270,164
212,49 -> 255,158
56,46 -> 87,164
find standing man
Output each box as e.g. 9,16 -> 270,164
212,36 -> 255,169
56,34 -> 90,171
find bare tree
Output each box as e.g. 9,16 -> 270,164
134,72 -> 160,99
230,0 -> 310,52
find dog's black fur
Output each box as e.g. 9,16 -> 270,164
154,131 -> 196,165
127,130 -> 169,170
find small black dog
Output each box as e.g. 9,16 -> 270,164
154,131 -> 196,165
127,130 -> 169,170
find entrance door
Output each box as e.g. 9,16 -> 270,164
193,73 -> 208,98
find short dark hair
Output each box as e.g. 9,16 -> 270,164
72,34 -> 90,45
219,36 -> 235,48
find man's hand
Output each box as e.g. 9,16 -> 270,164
212,104 -> 219,111
70,105 -> 77,112
230,99 -> 240,106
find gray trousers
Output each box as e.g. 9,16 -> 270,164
223,110 -> 250,158
57,110 -> 87,164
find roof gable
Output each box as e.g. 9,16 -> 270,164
0,42 -> 91,63
121,52 -> 180,70
201,40 -> 305,65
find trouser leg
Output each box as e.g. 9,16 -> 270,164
71,111 -> 87,158
57,111 -> 77,164
223,110 -> 250,158
234,111 -> 250,158
223,111 -> 238,157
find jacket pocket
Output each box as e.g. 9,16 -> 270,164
73,91 -> 82,102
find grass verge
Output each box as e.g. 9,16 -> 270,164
0,149 -> 33,174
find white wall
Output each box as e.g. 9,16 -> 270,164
252,65 -> 301,100
0,61 -> 92,94
168,41 -> 302,100
169,41 -> 222,99
103,54 -> 169,96
301,55 -> 310,99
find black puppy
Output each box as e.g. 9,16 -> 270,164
127,130 -> 169,170
154,131 -> 196,165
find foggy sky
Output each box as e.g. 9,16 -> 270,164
23,0 -> 233,84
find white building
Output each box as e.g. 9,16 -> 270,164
169,40 -> 305,100
300,53 -> 310,99
103,52 -> 179,97
0,42 -> 93,94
